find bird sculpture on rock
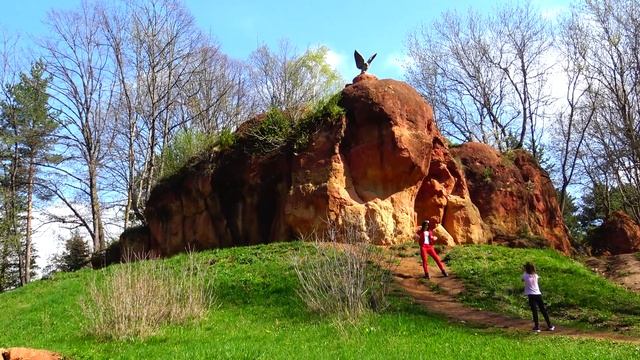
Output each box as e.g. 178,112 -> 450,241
354,50 -> 377,74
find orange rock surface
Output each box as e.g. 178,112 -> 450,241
1,348 -> 60,360
119,78 -> 570,259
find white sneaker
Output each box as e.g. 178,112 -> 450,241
532,328 -> 541,333
548,326 -> 555,331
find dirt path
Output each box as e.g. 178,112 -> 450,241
585,253 -> 640,292
387,251 -> 640,344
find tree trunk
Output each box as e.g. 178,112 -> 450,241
24,159 -> 35,283
9,133 -> 24,286
88,161 -> 104,252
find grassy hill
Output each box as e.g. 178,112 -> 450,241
445,245 -> 640,334
1,242 -> 639,359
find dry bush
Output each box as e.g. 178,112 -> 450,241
81,252 -> 214,340
293,217 -> 394,322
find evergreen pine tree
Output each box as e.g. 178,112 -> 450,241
0,60 -> 58,285
59,232 -> 90,272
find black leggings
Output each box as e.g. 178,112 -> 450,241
528,294 -> 552,329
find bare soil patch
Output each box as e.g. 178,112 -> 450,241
585,253 -> 640,292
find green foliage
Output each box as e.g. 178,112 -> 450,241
297,46 -> 342,96
579,182 -> 639,226
216,127 -> 236,151
244,108 -> 293,154
250,43 -> 343,120
447,245 -> 640,334
292,92 -> 344,152
0,59 -> 58,287
2,60 -> 58,161
308,91 -> 345,121
0,238 -> 21,291
501,149 -> 517,165
1,242 -> 640,358
161,129 -> 217,178
235,92 -> 346,156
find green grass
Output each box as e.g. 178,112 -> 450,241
1,242 -> 640,359
446,245 -> 640,334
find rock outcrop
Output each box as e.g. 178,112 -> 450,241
119,78 -> 571,260
591,211 -> 640,255
1,348 -> 60,360
450,143 -> 571,253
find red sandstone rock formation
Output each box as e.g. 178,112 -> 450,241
591,211 -> 640,255
282,78 -> 485,245
1,348 -> 60,360
118,78 -> 570,260
352,72 -> 378,84
450,143 -> 571,253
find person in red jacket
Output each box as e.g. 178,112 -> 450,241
416,219 -> 448,279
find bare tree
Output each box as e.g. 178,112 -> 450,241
40,1 -> 115,252
552,11 -> 599,213
489,1 -> 554,154
406,1 -> 553,156
575,0 -> 640,221
182,47 -> 254,133
249,41 -> 341,120
126,0 -> 210,219
406,10 -> 513,147
99,1 -> 141,228
99,0 -> 253,228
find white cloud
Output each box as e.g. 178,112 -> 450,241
324,48 -> 345,71
541,6 -> 567,20
532,0 -> 569,20
381,52 -> 412,79
313,45 -> 353,82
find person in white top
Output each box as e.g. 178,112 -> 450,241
522,262 -> 555,332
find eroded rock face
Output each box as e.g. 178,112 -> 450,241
284,79 -> 488,245
144,146 -> 293,256
287,79 -> 435,243
592,211 -> 640,255
450,143 -> 571,253
122,78 -> 570,259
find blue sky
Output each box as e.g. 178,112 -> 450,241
0,0 -> 572,271
1,0 -> 570,81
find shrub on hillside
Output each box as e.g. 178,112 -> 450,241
216,127 -> 236,150
244,108 -> 293,154
293,218 -> 393,322
292,92 -> 345,152
243,94 -> 346,155
162,129 -> 218,178
81,252 -> 213,340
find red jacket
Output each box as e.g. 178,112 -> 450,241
416,230 -> 435,246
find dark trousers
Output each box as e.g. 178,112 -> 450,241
528,294 -> 552,329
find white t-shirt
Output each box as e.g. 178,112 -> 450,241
522,273 -> 542,295
417,230 -> 432,245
